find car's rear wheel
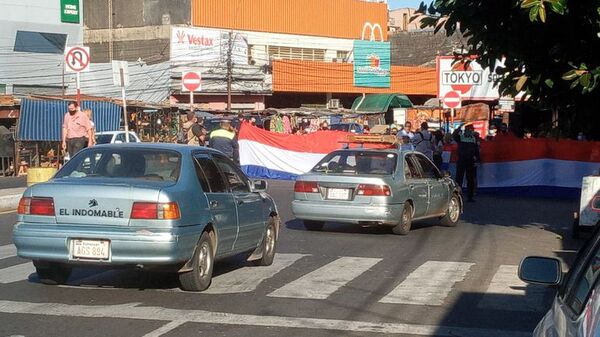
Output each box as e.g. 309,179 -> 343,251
34,261 -> 71,285
179,232 -> 214,291
392,203 -> 413,235
252,219 -> 278,266
304,220 -> 324,231
440,194 -> 461,227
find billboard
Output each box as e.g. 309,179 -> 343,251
437,56 -> 501,101
170,27 -> 248,65
353,40 -> 390,88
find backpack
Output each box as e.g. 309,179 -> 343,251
415,131 -> 434,150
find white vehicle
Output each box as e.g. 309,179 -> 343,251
95,131 -> 141,144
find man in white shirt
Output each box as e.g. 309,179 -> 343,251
399,121 -> 415,139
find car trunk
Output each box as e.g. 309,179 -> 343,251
31,180 -> 164,226
297,174 -> 391,204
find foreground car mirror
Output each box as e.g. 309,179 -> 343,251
519,256 -> 562,286
251,179 -> 267,192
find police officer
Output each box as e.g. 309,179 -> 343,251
452,123 -> 480,202
209,119 -> 239,163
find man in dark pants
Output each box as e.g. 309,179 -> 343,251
62,101 -> 93,159
452,124 -> 480,202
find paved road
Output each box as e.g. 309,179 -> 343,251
0,180 -> 581,337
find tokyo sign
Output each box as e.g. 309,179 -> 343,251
437,56 -> 501,101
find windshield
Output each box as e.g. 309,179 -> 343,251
329,124 -> 349,132
56,148 -> 181,182
312,151 -> 397,175
95,134 -> 113,144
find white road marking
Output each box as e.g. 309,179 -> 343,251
0,300 -> 531,337
142,319 -> 187,337
478,265 -> 546,311
0,244 -> 17,260
379,261 -> 474,305
204,253 -> 308,294
0,262 -> 34,284
0,210 -> 17,215
268,256 -> 381,300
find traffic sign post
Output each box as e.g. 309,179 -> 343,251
64,46 -> 90,105
112,61 -> 130,142
182,71 -> 202,115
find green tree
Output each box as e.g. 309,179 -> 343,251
414,0 -> 600,139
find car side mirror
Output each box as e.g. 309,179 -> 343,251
251,179 -> 267,192
518,256 -> 562,286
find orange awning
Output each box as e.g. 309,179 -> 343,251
273,60 -> 437,96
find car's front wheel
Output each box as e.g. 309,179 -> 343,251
252,218 -> 278,266
393,203 -> 413,235
304,220 -> 325,231
179,232 -> 214,291
34,261 -> 72,285
440,194 -> 461,227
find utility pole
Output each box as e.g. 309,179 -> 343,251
226,30 -> 233,113
108,0 -> 113,61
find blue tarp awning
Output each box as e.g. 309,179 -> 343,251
18,99 -> 121,141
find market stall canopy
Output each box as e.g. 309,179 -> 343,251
18,99 -> 121,142
351,94 -> 413,114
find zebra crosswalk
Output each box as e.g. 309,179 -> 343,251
0,252 -> 549,312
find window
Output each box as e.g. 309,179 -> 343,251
14,31 -> 67,54
95,134 -> 113,144
414,155 -> 440,179
336,51 -> 349,61
214,157 -> 249,193
196,157 -> 227,193
56,149 -> 181,182
565,242 -> 600,313
193,157 -> 210,192
268,46 -> 325,62
404,157 -> 421,179
312,151 -> 396,175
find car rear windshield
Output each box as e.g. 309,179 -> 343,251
312,151 -> 397,175
95,134 -> 113,144
329,124 -> 349,132
56,148 -> 181,182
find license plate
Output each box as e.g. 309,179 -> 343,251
71,239 -> 110,260
327,188 -> 351,200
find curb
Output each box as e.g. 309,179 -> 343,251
0,188 -> 26,212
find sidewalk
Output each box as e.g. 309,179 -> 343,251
0,177 -> 27,212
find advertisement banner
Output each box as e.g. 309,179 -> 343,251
60,0 -> 80,24
353,40 -> 391,88
170,27 -> 248,65
437,56 -> 502,101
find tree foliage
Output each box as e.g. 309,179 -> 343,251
413,0 -> 600,138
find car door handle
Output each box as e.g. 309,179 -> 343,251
409,185 -> 415,190
209,200 -> 219,208
237,200 -> 245,206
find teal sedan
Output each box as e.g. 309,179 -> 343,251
292,149 -> 462,235
13,143 -> 279,291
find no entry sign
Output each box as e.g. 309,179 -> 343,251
443,90 -> 462,109
65,46 -> 90,73
182,71 -> 202,92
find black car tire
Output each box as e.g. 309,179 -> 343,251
34,261 -> 71,285
440,194 -> 461,227
393,203 -> 413,235
179,232 -> 214,292
304,220 -> 325,231
252,219 -> 278,266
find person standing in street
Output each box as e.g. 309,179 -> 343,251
412,122 -> 435,161
209,120 -> 239,163
453,123 -> 480,202
83,109 -> 96,146
62,101 -> 93,158
184,112 -> 206,146
399,121 -> 415,139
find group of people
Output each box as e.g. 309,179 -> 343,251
181,111 -> 239,163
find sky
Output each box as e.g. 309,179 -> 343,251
388,0 -> 424,9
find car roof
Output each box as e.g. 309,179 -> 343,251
96,131 -> 138,135
92,143 -> 222,155
330,148 -> 412,155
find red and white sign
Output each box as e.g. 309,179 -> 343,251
64,46 -> 90,73
443,90 -> 462,109
437,56 -> 500,101
170,27 -> 248,65
182,71 -> 202,92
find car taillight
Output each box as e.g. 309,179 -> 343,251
131,202 -> 180,220
294,181 -> 319,193
356,184 -> 392,196
17,197 -> 55,216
